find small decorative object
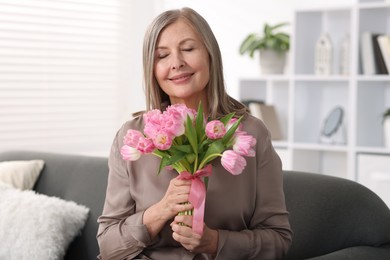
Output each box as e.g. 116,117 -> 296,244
340,33 -> 350,75
320,106 -> 346,144
120,103 -> 256,235
239,22 -> 290,75
382,108 -> 390,148
315,32 -> 333,75
247,102 -> 283,140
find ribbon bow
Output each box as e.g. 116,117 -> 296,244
177,164 -> 212,235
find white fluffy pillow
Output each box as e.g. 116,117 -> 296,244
0,183 -> 89,260
0,160 -> 45,190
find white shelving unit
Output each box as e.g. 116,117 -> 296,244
238,0 -> 390,183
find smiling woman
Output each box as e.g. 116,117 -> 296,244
153,19 -> 210,111
97,7 -> 292,260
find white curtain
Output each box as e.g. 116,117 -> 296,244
0,0 -> 134,156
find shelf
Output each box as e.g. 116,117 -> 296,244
272,140 -> 289,149
358,2 -> 390,9
294,75 -> 350,81
357,75 -> 390,81
356,146 -> 390,154
238,1 -> 389,181
357,81 -> 390,147
292,142 -> 349,152
294,8 -> 352,75
239,75 -> 290,81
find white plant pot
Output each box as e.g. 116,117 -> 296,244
383,117 -> 390,148
259,49 -> 286,75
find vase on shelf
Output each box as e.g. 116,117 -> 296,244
259,49 -> 287,74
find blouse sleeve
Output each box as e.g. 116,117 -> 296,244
96,122 -> 152,260
215,118 -> 293,259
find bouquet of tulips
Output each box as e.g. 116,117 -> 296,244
120,102 -> 256,234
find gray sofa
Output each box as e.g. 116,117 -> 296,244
1,151 -> 390,260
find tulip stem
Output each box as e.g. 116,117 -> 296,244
198,153 -> 222,170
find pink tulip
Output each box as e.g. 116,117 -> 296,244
205,120 -> 226,139
144,109 -> 164,138
165,104 -> 196,137
163,115 -> 185,137
143,109 -> 162,125
226,118 -> 243,132
120,145 -> 141,161
221,150 -> 247,175
123,129 -> 144,147
137,137 -> 155,153
167,103 -> 196,123
153,131 -> 172,150
233,132 -> 256,157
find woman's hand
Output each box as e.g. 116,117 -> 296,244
143,177 -> 192,239
171,215 -> 218,255
158,177 -> 193,220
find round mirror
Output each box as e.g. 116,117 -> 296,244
322,107 -> 343,137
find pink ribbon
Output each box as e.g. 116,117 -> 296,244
177,164 -> 212,235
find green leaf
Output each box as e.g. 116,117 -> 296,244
185,116 -> 198,155
219,112 -> 235,125
172,144 -> 192,154
239,21 -> 290,56
199,140 -> 225,168
185,153 -> 196,164
270,22 -> 290,31
195,102 -> 205,142
199,139 -> 212,152
167,150 -> 187,166
158,156 -> 171,175
222,116 -> 243,146
239,34 -> 257,54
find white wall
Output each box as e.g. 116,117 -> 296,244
120,1 -> 157,122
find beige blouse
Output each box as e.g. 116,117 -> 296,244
97,114 -> 292,260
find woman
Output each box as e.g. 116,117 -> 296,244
97,7 -> 292,260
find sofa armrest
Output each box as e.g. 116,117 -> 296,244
282,171 -> 390,260
307,245 -> 390,260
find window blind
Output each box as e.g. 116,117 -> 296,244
0,0 -> 131,156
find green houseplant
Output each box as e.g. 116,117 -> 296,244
239,22 -> 290,74
383,108 -> 390,121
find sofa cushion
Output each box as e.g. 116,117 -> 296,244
0,160 -> 44,190
0,183 -> 89,260
0,150 -> 109,260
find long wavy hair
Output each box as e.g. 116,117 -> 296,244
142,7 -> 248,119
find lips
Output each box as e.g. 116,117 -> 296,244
169,73 -> 193,82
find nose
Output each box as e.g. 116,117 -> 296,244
171,52 -> 185,70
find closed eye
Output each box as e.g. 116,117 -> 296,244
155,52 -> 169,59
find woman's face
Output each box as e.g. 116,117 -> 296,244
154,19 -> 210,108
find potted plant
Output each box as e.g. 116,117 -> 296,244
383,108 -> 390,148
239,22 -> 290,74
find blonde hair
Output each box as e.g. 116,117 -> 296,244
142,7 -> 248,119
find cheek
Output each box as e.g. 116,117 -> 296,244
199,61 -> 210,83
154,62 -> 168,83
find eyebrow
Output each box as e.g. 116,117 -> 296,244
155,38 -> 197,50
